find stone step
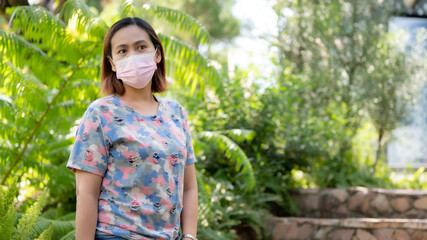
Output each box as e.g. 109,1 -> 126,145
267,217 -> 427,240
292,187 -> 427,218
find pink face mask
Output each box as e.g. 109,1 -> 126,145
112,49 -> 158,89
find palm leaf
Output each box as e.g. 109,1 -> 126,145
199,131 -> 255,191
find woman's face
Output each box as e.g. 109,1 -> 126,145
109,25 -> 161,72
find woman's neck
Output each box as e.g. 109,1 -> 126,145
120,83 -> 156,104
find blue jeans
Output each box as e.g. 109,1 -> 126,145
95,230 -> 128,240
95,230 -> 181,240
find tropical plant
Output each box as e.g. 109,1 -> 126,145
0,177 -> 53,240
197,130 -> 255,192
0,0 -> 219,191
31,209 -> 76,240
196,175 -> 274,240
0,1 -> 265,238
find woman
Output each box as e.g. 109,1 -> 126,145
67,17 -> 198,240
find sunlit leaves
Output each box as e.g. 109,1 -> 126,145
120,0 -> 210,45
160,33 -> 221,95
0,0 -> 222,186
151,5 -> 210,45
199,131 -> 255,192
60,0 -> 108,40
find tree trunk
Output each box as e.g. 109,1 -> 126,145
372,126 -> 384,173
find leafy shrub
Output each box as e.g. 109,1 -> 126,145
0,177 -> 53,240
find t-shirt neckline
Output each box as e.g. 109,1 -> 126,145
111,94 -> 163,120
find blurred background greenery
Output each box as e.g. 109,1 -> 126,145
0,0 -> 426,239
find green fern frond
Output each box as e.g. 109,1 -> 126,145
31,217 -> 75,240
0,176 -> 18,215
0,207 -> 17,239
60,0 -> 108,39
15,189 -> 48,239
0,145 -> 17,171
9,7 -> 64,45
0,93 -> 17,119
199,131 -> 255,191
0,176 -> 18,240
160,34 -> 221,94
0,127 -> 23,155
34,224 -> 53,240
58,230 -> 75,240
9,6 -> 83,64
1,62 -> 49,102
118,0 -> 139,18
0,31 -> 64,87
0,31 -> 57,67
119,1 -> 210,46
39,208 -> 61,219
57,212 -> 76,221
150,5 -> 210,46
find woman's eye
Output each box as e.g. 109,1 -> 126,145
137,45 -> 146,50
118,49 -> 126,54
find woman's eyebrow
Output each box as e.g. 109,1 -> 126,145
115,43 -> 128,50
133,39 -> 148,45
114,40 -> 148,50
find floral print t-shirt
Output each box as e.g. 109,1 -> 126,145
66,94 -> 197,240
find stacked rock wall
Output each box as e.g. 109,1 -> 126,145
291,187 -> 427,218
267,188 -> 427,240
267,217 -> 427,240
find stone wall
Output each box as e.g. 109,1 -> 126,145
267,217 -> 427,240
291,187 -> 427,218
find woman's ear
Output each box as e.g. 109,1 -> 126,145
155,51 -> 162,64
108,56 -> 116,72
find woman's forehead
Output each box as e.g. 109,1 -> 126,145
111,25 -> 153,47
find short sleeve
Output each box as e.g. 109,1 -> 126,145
179,104 -> 197,166
67,106 -> 110,177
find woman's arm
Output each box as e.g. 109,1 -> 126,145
75,170 -> 103,240
181,163 -> 198,238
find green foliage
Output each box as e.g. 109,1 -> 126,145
119,0 -> 210,45
155,0 -> 240,43
34,224 -> 54,240
0,1 -> 251,238
270,0 -> 420,188
197,176 -> 273,240
198,130 -> 255,192
0,0 -> 220,191
31,210 -> 76,240
0,177 -> 18,240
15,189 -> 49,239
1,0 -> 424,239
0,177 -> 52,240
392,167 -> 427,189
